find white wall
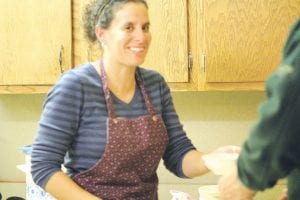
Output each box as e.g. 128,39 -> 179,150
0,91 -> 285,199
0,94 -> 45,199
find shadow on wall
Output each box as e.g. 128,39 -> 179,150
0,91 -> 266,122
0,94 -> 46,121
171,91 -> 266,121
0,94 -> 46,182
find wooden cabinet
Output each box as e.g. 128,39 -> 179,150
73,0 -> 300,91
73,0 -> 189,84
72,0 -> 197,91
0,0 -> 72,93
72,0 -> 99,67
198,0 -> 300,91
145,0 -> 189,83
1,0 -> 299,93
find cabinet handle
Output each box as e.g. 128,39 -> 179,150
188,51 -> 193,70
59,45 -> 64,73
201,52 -> 206,72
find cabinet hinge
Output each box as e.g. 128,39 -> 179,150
201,52 -> 206,72
59,45 -> 64,73
87,46 -> 92,62
188,51 -> 193,71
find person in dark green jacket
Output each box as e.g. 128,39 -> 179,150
218,18 -> 300,200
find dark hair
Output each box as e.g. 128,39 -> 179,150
83,0 -> 148,43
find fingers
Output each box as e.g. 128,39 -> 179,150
278,188 -> 288,200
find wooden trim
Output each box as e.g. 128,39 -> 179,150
0,86 -> 51,94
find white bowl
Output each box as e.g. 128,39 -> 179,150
198,185 -> 219,200
202,153 -> 238,175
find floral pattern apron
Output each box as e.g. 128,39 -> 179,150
73,61 -> 169,200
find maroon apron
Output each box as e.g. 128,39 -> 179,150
73,61 -> 169,200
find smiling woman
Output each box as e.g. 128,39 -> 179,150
30,1 -> 236,200
94,1 -> 151,76
83,0 -> 151,103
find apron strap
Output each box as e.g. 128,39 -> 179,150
99,60 -> 157,118
135,68 -> 157,116
100,59 -> 117,118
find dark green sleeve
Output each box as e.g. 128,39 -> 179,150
238,18 -> 300,191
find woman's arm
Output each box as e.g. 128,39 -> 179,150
31,70 -> 95,199
182,146 -> 240,178
157,73 -> 239,178
45,171 -> 100,200
31,71 -> 82,188
181,150 -> 209,178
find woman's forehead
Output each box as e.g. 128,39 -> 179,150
112,2 -> 149,23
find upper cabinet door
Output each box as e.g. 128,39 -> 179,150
0,0 -> 72,85
72,0 -> 102,66
73,0 -> 189,83
203,0 -> 300,83
145,0 -> 189,83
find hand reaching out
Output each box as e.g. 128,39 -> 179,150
218,165 -> 256,200
278,188 -> 288,200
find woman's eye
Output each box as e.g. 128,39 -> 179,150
125,26 -> 133,31
143,25 -> 149,32
143,24 -> 150,32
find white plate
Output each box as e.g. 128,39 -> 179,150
202,153 -> 238,175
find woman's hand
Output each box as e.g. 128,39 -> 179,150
278,188 -> 288,200
181,146 -> 240,178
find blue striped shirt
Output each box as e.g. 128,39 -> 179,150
31,63 -> 196,189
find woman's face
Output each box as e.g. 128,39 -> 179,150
101,2 -> 151,68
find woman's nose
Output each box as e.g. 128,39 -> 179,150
133,28 -> 147,41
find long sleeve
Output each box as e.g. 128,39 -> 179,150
31,71 -> 83,189
238,18 -> 300,190
158,76 -> 196,177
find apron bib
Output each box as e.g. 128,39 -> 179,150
73,61 -> 169,200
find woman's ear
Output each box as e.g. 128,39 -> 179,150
95,26 -> 106,45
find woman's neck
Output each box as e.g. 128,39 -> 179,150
91,59 -> 137,103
